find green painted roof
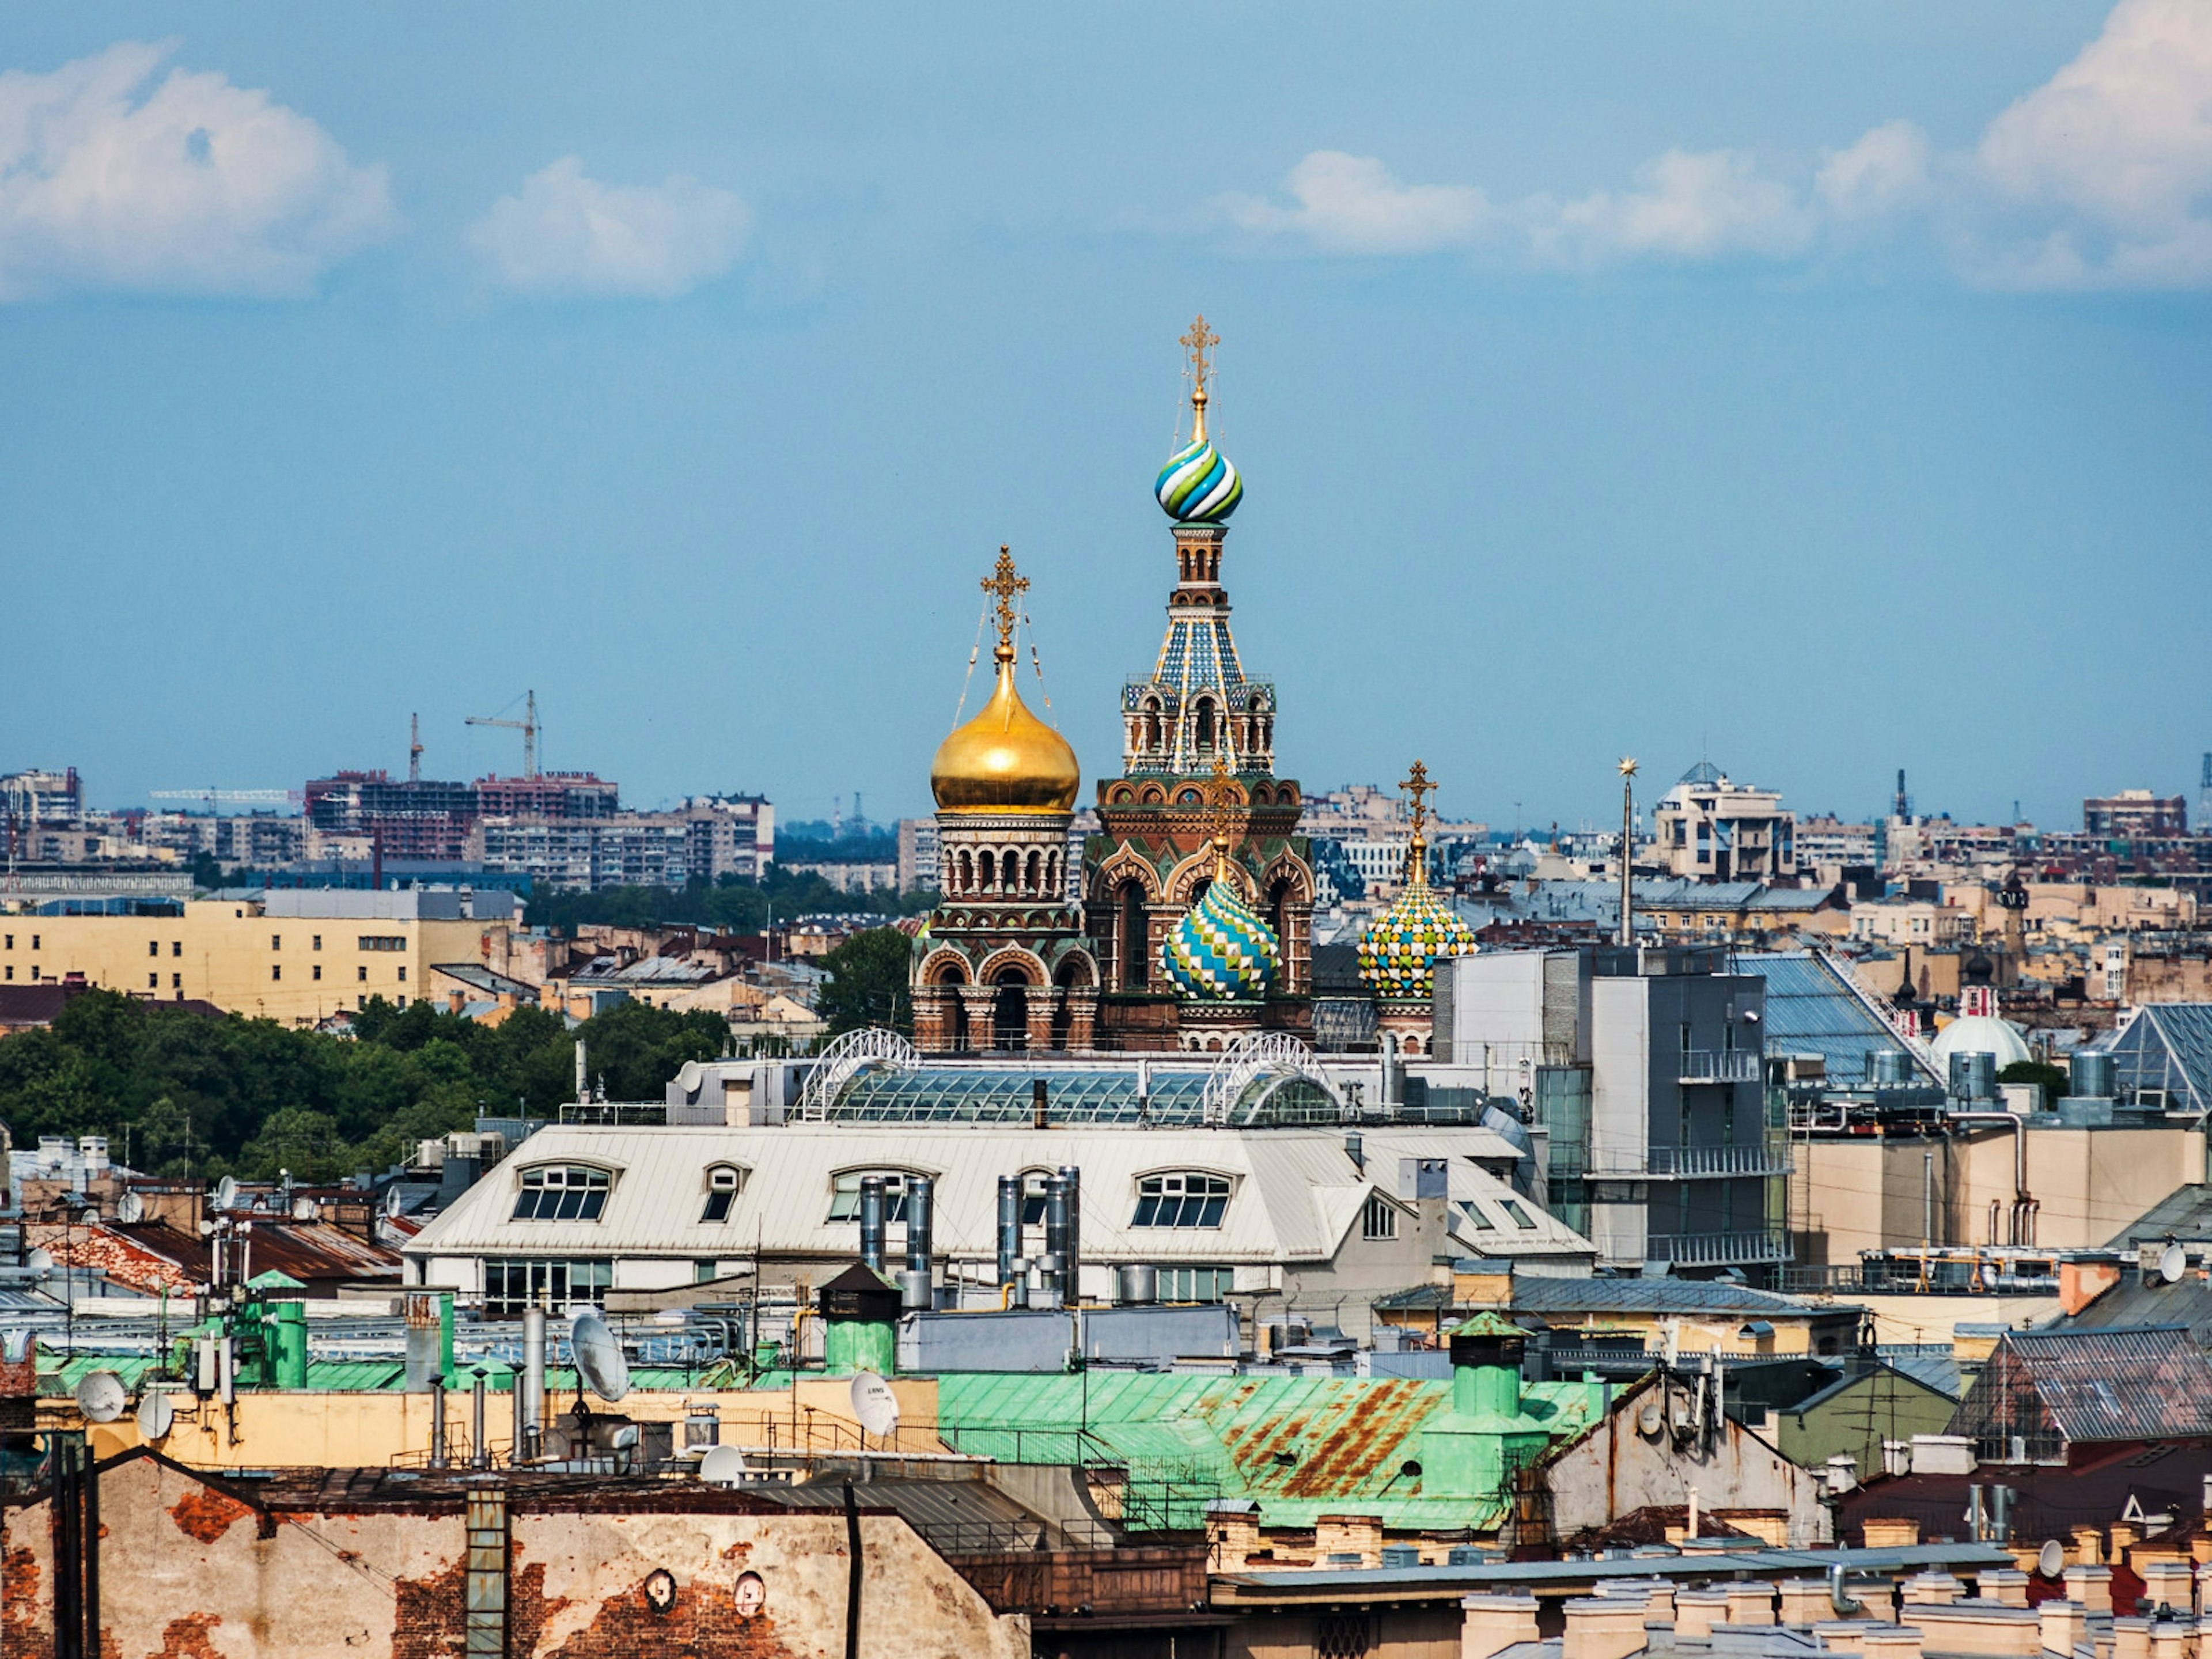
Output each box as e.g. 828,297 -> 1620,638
935,1370 -> 1607,1532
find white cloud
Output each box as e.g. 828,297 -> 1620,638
469,157 -> 749,298
1539,149 -> 1815,264
1816,120 -> 1933,222
1221,150 -> 1489,255
0,41 -> 396,301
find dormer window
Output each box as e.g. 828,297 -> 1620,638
513,1165 -> 611,1221
1132,1172 -> 1230,1229
701,1164 -> 748,1224
827,1171 -> 917,1224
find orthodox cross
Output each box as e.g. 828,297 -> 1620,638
1206,753 -> 1243,877
1180,314 -> 1219,397
1401,759 -> 1435,840
982,544 -> 1028,656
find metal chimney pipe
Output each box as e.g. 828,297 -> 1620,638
429,1373 -> 449,1469
1032,1078 -> 1048,1131
471,1372 -> 490,1471
906,1175 -> 934,1277
520,1305 -> 546,1461
996,1176 -> 1021,1286
858,1176 -> 887,1274
1056,1166 -> 1080,1308
1044,1175 -> 1070,1300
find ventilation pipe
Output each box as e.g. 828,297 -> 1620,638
1044,1175 -> 1071,1305
1032,1078 -> 1048,1131
1057,1165 -> 1081,1307
520,1305 -> 546,1461
996,1176 -> 1021,1287
902,1175 -> 935,1311
858,1177 -> 887,1275
1949,1110 -> 2031,1245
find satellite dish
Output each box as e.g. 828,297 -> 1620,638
291,1197 -> 316,1221
138,1389 -> 175,1440
677,1059 -> 704,1094
1637,1403 -> 1665,1439
570,1310 -> 631,1404
850,1371 -> 899,1439
24,1249 -> 53,1276
384,1185 -> 406,1218
116,1192 -> 145,1224
2160,1244 -> 2187,1283
214,1176 -> 238,1211
699,1445 -> 748,1486
75,1371 -> 127,1424
2037,1539 -> 2066,1578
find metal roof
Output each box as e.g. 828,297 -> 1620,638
1213,1539 -> 2014,1593
1500,1278 -> 1857,1319
2108,1183 -> 2212,1247
934,1368 -> 1608,1531
1950,1324 -> 2212,1448
1732,950 -> 1936,1086
406,1121 -> 1575,1270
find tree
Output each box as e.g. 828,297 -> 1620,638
1997,1059 -> 2070,1104
817,928 -> 915,1037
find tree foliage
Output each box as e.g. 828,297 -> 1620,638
524,869 -> 934,934
1997,1059 -> 2071,1103
0,988 -> 728,1185
816,928 -> 915,1037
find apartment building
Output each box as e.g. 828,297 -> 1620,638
0,888 -> 517,1024
2084,788 -> 2187,838
1652,762 -> 1796,882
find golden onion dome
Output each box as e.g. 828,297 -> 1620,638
930,654 -> 1081,813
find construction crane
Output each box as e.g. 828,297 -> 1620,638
410,713 -> 423,783
468,690 -> 540,779
150,788 -> 295,815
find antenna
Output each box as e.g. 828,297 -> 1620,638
410,713 -> 423,783
569,1310 -> 631,1404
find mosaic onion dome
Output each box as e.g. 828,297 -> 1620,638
931,549 -> 1081,814
1154,312 -> 1243,523
1163,870 -> 1279,1001
1358,760 -> 1477,1001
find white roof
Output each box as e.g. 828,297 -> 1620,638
1930,1014 -> 2033,1070
403,1122 -> 1592,1268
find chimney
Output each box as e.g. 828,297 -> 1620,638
2063,1565 -> 2112,1614
519,1305 -> 546,1461
1461,1594 -> 1540,1659
1057,1165 -> 1081,1308
2149,1620 -> 2189,1659
1044,1174 -> 1071,1302
858,1176 -> 887,1275
1673,1590 -> 1727,1641
2059,1255 -> 2124,1316
1723,1583 -> 1777,1627
903,1175 -> 935,1310
1859,1629 -> 1924,1659
1562,1598 -> 1649,1659
1977,1569 -> 2031,1608
2114,1617 -> 2152,1659
2139,1563 -> 2193,1616
1779,1581 -> 1834,1627
2040,1603 -> 2089,1657
996,1176 -> 1021,1287
1900,1573 -> 1961,1606
1314,1515 -> 1382,1569
1032,1078 -> 1047,1130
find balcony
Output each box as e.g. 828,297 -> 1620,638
1645,1142 -> 1793,1179
1679,1050 -> 1761,1084
1645,1229 -> 1792,1267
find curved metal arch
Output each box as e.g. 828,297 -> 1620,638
797,1027 -> 921,1120
1198,1031 -> 1350,1127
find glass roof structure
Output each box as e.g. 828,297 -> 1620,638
827,1063 -> 1344,1127
1733,949 -> 1933,1086
2097,1004 -> 2212,1114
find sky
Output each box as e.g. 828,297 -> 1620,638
5,2 -> 2212,835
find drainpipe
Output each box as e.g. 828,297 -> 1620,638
1922,1150 -> 1935,1250
1948,1110 -> 2029,1245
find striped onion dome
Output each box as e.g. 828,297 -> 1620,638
1358,873 -> 1477,1002
1162,874 -> 1278,1001
1154,435 -> 1243,523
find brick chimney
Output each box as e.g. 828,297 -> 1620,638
1562,1597 -> 1650,1659
2039,1601 -> 2089,1657
2065,1564 -> 2113,1613
2059,1255 -> 2123,1316
1462,1593 -> 1540,1659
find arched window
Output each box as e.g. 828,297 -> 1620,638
993,968 -> 1029,1051
1132,1172 -> 1231,1228
957,849 -> 974,893
979,849 -> 997,891
1027,850 -> 1042,893
1142,698 -> 1162,752
1194,700 -> 1215,751
700,1163 -> 749,1222
827,1169 -> 925,1224
1120,883 -> 1147,991
513,1165 -> 612,1221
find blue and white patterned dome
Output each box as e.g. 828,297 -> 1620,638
1162,873 -> 1278,1001
1155,435 -> 1243,524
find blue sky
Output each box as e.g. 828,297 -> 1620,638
5,2 -> 2210,835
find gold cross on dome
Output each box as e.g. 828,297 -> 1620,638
1206,753 -> 1242,876
1180,315 -> 1219,396
1401,759 -> 1435,840
981,545 -> 1029,654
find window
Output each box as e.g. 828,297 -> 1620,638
1132,1172 -> 1230,1229
700,1164 -> 748,1222
695,1261 -> 719,1284
827,1171 -> 913,1224
397,966 -> 407,982
148,941 -> 159,957
358,965 -> 368,982
1456,1200 -> 1497,1231
1158,1266 -> 1232,1302
4,967 -> 11,982
172,941 -> 181,957
30,935 -> 38,950
1497,1199 -> 1538,1229
271,965 -> 282,982
483,1257 -> 611,1317
271,934 -> 282,950
2,935 -> 9,949
512,1165 -> 612,1221
1362,1194 -> 1399,1241
172,975 -> 181,990
312,965 -> 321,982
312,935 -> 321,950
358,935 -> 407,951
147,974 -> 158,990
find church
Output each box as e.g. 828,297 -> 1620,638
910,320 -> 1472,1056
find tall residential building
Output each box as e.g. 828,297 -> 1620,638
1652,762 -> 1796,882
896,816 -> 941,893
682,794 -> 775,883
0,768 -> 81,827
2083,789 -> 2187,838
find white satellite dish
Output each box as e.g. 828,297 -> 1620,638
24,1249 -> 54,1277
1637,1403 -> 1665,1440
75,1371 -> 127,1424
2160,1244 -> 2187,1284
699,1444 -> 748,1486
291,1197 -> 316,1222
214,1176 -> 238,1211
116,1192 -> 145,1224
850,1371 -> 899,1440
570,1310 -> 631,1404
138,1389 -> 175,1441
384,1185 -> 406,1218
2037,1539 -> 2066,1578
677,1059 -> 704,1095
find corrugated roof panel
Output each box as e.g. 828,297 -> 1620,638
1734,949 -> 1933,1086
1951,1324 -> 2212,1448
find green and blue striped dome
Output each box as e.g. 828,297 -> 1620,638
1155,435 -> 1243,523
1162,873 -> 1278,1001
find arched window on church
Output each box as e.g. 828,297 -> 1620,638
979,849 -> 996,891
1027,850 -> 1042,893
1142,698 -> 1162,753
993,969 -> 1029,1052
1119,882 -> 1147,991
957,850 -> 974,893
1194,699 -> 1215,752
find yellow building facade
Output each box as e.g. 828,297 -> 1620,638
1,896 -> 514,1025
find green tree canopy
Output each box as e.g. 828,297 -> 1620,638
816,928 -> 915,1037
